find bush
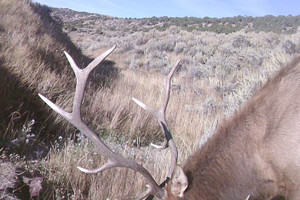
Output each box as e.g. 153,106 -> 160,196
282,40 -> 297,54
232,35 -> 251,48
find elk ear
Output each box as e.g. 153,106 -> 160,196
170,165 -> 188,197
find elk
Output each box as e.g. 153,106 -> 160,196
38,46 -> 300,200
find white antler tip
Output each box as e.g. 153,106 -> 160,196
150,143 -> 166,149
38,93 -> 71,119
38,93 -> 51,105
77,166 -> 90,173
38,93 -> 44,99
77,166 -> 106,174
111,45 -> 117,50
63,51 -> 70,57
132,97 -> 147,110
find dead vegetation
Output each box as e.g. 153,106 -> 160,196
0,0 -> 299,199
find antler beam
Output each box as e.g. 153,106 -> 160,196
39,46 -> 165,199
132,60 -> 180,179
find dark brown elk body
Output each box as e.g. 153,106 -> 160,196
166,57 -> 300,200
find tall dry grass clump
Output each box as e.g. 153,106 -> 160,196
0,0 -> 115,154
1,0 -> 300,199
42,138 -> 171,199
0,0 -> 88,143
0,0 -> 92,197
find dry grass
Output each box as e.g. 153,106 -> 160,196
0,0 -> 88,141
1,0 -> 300,199
42,138 -> 171,199
0,162 -> 17,199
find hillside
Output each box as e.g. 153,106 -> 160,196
0,0 -> 90,150
0,0 -> 106,198
51,7 -> 300,35
1,1 -> 300,199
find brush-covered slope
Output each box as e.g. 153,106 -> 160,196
0,0 -> 92,155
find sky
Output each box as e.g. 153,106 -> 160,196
33,0 -> 300,19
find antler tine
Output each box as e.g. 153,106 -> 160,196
132,60 -> 180,179
64,45 -> 116,117
162,60 -> 181,117
154,59 -> 180,150
39,47 -> 165,199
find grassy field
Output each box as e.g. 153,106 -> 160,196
0,0 -> 299,199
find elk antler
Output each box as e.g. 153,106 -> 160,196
38,46 -> 165,199
132,60 -> 180,179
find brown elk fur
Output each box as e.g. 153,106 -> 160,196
167,56 -> 300,200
